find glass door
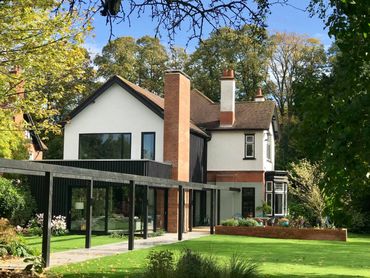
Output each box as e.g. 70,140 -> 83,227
242,188 -> 255,218
70,186 -> 107,232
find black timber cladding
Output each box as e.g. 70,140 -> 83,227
28,160 -> 171,217
189,133 -> 207,183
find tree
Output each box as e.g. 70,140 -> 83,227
0,0 -> 91,158
290,0 -> 370,231
186,26 -> 271,101
268,33 -> 326,124
61,0 -> 284,42
94,35 -> 168,94
289,159 -> 329,227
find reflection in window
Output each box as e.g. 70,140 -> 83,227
265,181 -> 287,216
141,132 -> 155,160
79,133 -> 131,159
244,134 -> 255,158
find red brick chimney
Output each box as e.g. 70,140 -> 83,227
254,87 -> 265,102
220,69 -> 235,126
9,66 -> 25,125
163,70 -> 191,233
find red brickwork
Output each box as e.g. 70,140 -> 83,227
215,226 -> 347,241
163,71 -> 191,233
220,111 -> 235,126
207,171 -> 265,183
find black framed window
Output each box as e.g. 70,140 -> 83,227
79,133 -> 131,159
141,132 -> 155,160
244,134 -> 255,158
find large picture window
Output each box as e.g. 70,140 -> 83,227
79,133 -> 131,159
141,132 -> 155,160
244,134 -> 255,158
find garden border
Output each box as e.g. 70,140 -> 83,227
215,225 -> 347,241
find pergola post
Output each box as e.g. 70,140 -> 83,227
210,189 -> 215,235
85,179 -> 93,249
42,172 -> 53,268
217,189 -> 221,225
143,185 -> 148,239
178,185 -> 183,241
128,180 -> 135,250
189,189 -> 193,232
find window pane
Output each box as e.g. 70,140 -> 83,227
274,194 -> 283,215
142,133 -> 155,160
266,181 -> 272,192
246,136 -> 254,143
246,144 -> 253,156
275,183 -> 284,192
122,134 -> 131,159
266,193 -> 272,207
79,133 -> 131,159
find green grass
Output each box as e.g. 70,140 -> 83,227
48,234 -> 370,277
24,234 -> 126,253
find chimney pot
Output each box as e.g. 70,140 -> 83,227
221,68 -> 234,79
255,87 -> 265,102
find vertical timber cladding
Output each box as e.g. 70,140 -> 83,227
28,160 -> 172,220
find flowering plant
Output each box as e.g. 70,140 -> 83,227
27,214 -> 68,236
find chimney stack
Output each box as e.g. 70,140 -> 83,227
220,69 -> 235,126
254,87 -> 265,102
163,70 -> 191,233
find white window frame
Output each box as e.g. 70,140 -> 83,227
266,133 -> 272,161
244,134 -> 255,158
265,181 -> 288,217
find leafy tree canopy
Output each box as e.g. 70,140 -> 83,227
0,0 -> 92,158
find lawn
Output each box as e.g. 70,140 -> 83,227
24,235 -> 126,253
48,234 -> 370,277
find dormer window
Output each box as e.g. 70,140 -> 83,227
244,134 -> 255,159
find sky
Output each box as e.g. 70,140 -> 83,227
84,0 -> 332,57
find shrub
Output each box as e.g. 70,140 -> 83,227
27,214 -> 68,236
0,218 -> 35,258
238,218 -> 259,227
143,249 -> 259,278
278,218 -> 289,227
228,255 -> 258,278
0,177 -> 36,226
176,249 -> 221,278
109,231 -> 128,239
144,250 -> 174,278
221,219 -> 239,226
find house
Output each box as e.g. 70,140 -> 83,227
30,70 -> 287,234
2,66 -> 48,160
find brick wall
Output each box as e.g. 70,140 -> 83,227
163,71 -> 191,233
207,171 -> 265,183
215,226 -> 347,241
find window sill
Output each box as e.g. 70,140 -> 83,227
243,157 -> 256,160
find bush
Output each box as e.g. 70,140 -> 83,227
0,177 -> 36,226
175,249 -> 220,278
238,218 -> 259,227
221,219 -> 239,226
144,250 -> 174,278
27,214 -> 68,236
143,249 -> 259,278
109,231 -> 128,239
228,255 -> 258,278
0,218 -> 35,258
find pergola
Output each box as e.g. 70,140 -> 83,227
0,158 -> 222,267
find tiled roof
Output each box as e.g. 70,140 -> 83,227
190,89 -> 276,130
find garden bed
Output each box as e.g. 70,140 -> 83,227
215,225 -> 347,241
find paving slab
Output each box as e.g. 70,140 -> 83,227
0,231 -> 209,269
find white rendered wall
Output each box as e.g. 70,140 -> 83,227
220,79 -> 235,113
207,130 -> 264,171
218,182 -> 264,221
262,123 -> 275,171
63,83 -> 164,161
207,128 -> 275,171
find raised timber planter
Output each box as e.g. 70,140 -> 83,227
215,225 -> 347,241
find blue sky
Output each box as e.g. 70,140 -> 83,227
84,0 -> 332,56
